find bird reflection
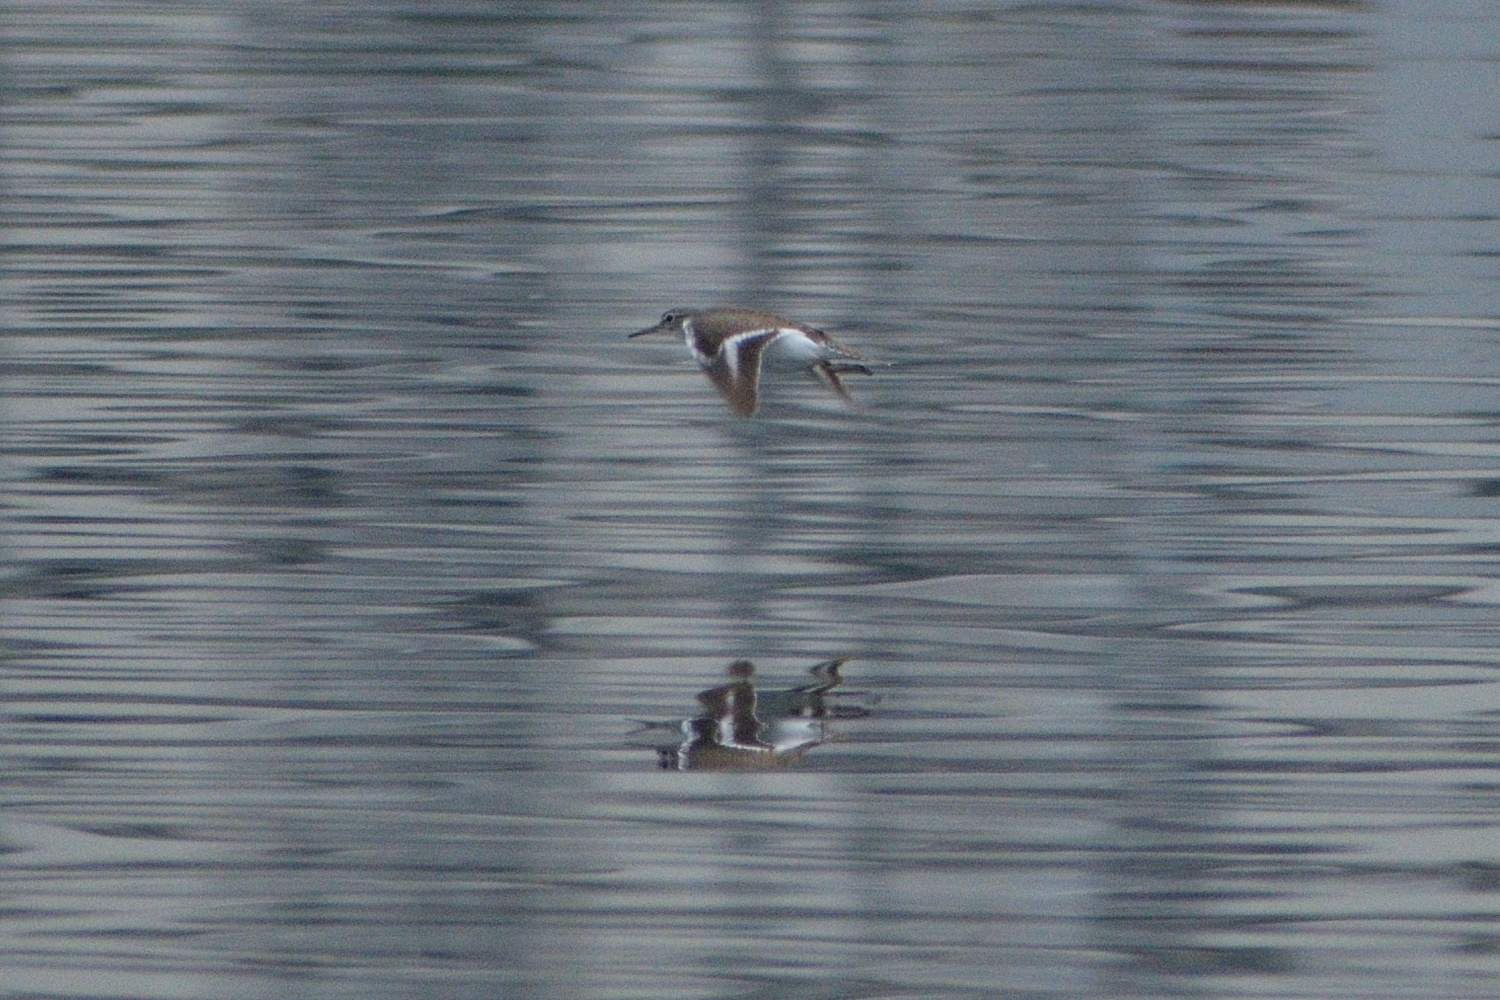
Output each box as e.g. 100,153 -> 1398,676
654,658 -> 872,771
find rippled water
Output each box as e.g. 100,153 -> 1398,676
4,2 -> 1500,998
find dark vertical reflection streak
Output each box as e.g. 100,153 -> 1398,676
744,0 -> 794,308
1071,7 -> 1220,996
219,2 -> 586,988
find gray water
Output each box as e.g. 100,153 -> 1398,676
4,2 -> 1499,998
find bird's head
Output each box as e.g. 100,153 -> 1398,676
628,309 -> 691,339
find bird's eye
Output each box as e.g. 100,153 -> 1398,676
661,311 -> 677,323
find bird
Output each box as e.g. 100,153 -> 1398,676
628,306 -> 880,416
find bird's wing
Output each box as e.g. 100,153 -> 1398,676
703,329 -> 778,416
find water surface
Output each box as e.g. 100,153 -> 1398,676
4,2 -> 1500,998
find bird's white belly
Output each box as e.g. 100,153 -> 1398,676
765,329 -> 829,366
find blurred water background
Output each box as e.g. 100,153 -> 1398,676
3,2 -> 1499,998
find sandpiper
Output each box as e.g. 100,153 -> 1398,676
628,307 -> 879,416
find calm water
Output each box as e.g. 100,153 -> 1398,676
4,2 -> 1500,998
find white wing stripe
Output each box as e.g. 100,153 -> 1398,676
717,328 -> 778,375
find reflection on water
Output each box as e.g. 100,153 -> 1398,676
4,2 -> 1500,999
650,657 -> 874,770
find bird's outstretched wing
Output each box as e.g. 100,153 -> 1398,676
703,329 -> 779,416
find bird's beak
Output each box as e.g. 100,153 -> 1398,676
627,322 -> 666,339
